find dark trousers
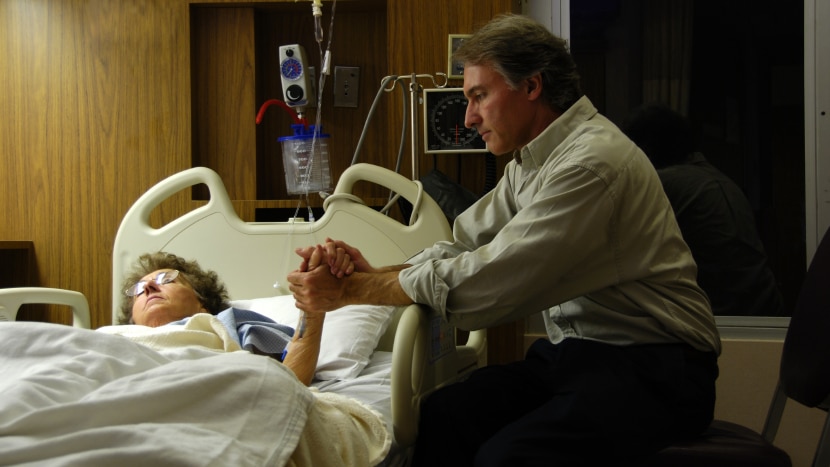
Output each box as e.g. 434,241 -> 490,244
412,338 -> 718,467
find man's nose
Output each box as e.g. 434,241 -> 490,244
464,107 -> 476,129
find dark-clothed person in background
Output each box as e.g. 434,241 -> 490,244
622,102 -> 785,317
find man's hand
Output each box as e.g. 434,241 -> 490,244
287,264 -> 349,314
289,238 -> 410,313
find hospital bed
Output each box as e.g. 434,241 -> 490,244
0,163 -> 486,466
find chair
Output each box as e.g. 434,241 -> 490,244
644,226 -> 830,467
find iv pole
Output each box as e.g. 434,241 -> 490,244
409,74 -> 420,180
350,73 -> 447,182
342,72 -> 448,223
404,73 -> 448,180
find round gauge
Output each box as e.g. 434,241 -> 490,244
424,88 -> 487,154
280,57 -> 304,81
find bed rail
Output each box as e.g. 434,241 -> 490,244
0,287 -> 90,328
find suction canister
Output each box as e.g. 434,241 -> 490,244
279,124 -> 332,195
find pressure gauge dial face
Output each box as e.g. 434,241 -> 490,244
280,57 -> 304,80
423,88 -> 488,154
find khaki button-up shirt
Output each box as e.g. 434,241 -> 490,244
399,96 -> 721,354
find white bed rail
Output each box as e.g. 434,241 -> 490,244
0,287 -> 90,329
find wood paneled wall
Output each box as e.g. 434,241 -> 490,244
1,0 -> 194,328
191,6 -> 259,202
0,0 -> 521,365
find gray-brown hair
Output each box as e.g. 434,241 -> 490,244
117,251 -> 230,325
452,13 -> 582,113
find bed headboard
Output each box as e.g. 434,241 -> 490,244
111,164 -> 453,322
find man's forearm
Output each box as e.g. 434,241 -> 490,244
371,263 -> 411,273
287,263 -> 414,314
344,268 -> 413,307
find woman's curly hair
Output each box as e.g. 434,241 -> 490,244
117,252 -> 230,325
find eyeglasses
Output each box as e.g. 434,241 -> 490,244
125,269 -> 180,297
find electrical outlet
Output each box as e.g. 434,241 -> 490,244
334,66 -> 359,107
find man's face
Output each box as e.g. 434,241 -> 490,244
462,64 -> 535,156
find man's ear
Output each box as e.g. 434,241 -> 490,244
526,74 -> 543,100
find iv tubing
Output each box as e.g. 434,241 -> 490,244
351,75 -> 397,165
312,0 -> 324,44
291,0 -> 337,223
351,76 -> 409,175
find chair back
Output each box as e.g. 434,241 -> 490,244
780,227 -> 830,408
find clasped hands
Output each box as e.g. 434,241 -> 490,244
287,238 -> 370,313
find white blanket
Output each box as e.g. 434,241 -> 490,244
0,321 -> 389,466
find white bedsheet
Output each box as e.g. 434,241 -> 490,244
0,321 -> 389,466
315,351 -> 413,467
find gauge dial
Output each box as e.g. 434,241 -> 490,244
424,88 -> 487,154
280,57 -> 304,81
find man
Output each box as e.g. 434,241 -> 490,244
622,102 -> 785,317
288,14 -> 720,466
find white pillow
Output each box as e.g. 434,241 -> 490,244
229,295 -> 396,380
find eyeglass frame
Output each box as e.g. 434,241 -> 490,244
124,269 -> 181,297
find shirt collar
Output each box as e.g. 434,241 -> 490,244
517,96 -> 598,169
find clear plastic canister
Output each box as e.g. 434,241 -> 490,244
278,124 -> 332,195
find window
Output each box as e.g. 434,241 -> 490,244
524,0 -> 810,335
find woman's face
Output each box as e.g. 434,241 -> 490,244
130,269 -> 206,327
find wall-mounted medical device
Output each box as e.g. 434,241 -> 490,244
423,88 -> 487,154
279,44 -> 315,109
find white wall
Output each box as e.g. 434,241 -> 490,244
805,0 -> 830,262
520,0 -> 567,38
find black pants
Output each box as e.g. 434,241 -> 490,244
412,338 -> 718,467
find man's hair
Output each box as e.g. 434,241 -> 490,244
621,102 -> 695,169
452,13 -> 582,113
118,251 -> 230,324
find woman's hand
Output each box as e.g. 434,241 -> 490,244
294,241 -> 354,278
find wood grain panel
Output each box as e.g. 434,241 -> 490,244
1,0 -> 193,327
191,7 -> 257,201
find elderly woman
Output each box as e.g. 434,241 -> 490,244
117,248 -> 349,385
